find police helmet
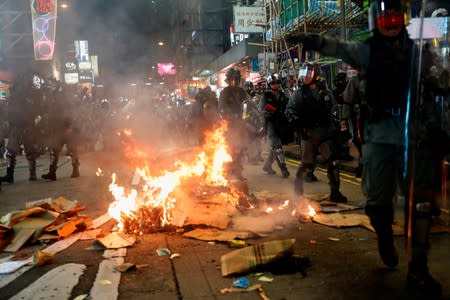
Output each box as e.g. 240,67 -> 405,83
369,0 -> 406,32
298,63 -> 321,85
225,68 -> 241,83
244,81 -> 254,93
266,73 -> 281,85
333,72 -> 347,88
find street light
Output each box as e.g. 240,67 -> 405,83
61,2 -> 68,9
158,41 -> 164,46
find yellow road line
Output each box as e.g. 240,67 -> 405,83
286,159 -> 361,185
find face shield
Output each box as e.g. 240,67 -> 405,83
298,64 -> 318,85
371,0 -> 405,34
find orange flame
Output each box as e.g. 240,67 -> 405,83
307,205 -> 317,218
107,120 -> 238,231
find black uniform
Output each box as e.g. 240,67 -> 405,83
218,71 -> 248,179
0,74 -> 44,183
258,85 -> 291,178
286,79 -> 347,203
41,80 -> 80,181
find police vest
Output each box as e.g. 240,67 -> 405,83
298,85 -> 333,129
365,30 -> 414,118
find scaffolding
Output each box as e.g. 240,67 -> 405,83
261,0 -> 369,84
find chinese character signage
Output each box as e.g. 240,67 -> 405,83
233,5 -> 266,33
31,0 -> 57,61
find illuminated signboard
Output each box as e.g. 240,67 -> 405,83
157,63 -> 176,76
31,0 -> 57,61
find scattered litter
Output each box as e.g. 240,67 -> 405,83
136,264 -> 149,269
233,277 -> 250,288
86,242 -> 107,251
328,237 -> 340,241
156,247 -> 171,256
221,239 -> 296,276
183,228 -> 252,242
169,253 -> 180,260
73,295 -> 88,300
208,241 -> 215,245
96,232 -> 136,249
0,259 -> 33,275
257,286 -> 270,300
257,275 -> 274,282
274,225 -> 284,230
220,283 -> 262,294
114,262 -> 136,273
253,272 -> 264,277
32,250 -> 54,266
229,240 -> 246,248
309,240 -> 317,244
99,279 -> 112,285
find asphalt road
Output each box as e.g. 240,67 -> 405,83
0,149 -> 449,300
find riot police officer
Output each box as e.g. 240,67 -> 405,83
0,73 -> 44,184
218,68 -> 248,179
286,63 -> 347,203
289,0 -> 447,295
243,81 -> 264,164
41,79 -> 80,181
259,73 -> 291,178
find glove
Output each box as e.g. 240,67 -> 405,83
264,103 -> 277,113
287,33 -> 323,51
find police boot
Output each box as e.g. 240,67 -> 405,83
42,154 -> 58,181
406,202 -> 441,297
28,160 -> 37,181
0,156 -> 16,183
328,163 -> 347,203
304,171 -> 318,183
262,151 -> 276,175
71,159 -> 80,178
294,165 -> 308,196
365,204 -> 398,268
273,147 -> 289,178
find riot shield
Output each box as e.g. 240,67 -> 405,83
405,0 -> 449,259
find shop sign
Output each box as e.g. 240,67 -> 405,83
233,5 -> 265,33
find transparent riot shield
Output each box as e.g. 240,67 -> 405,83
405,0 -> 450,257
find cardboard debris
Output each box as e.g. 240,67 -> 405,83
80,229 -> 102,240
96,232 -> 136,249
1,207 -> 47,227
3,229 -> 36,253
46,216 -> 88,238
183,228 -> 252,242
25,196 -> 84,214
0,196 -> 93,252
320,202 -> 362,213
114,262 -> 136,273
313,213 -> 372,229
221,238 -> 296,276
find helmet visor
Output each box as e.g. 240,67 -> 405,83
376,12 -> 404,29
299,65 -> 316,85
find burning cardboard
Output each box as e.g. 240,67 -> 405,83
183,228 -> 252,242
106,121 -> 249,234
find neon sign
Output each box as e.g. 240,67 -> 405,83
31,0 -> 57,60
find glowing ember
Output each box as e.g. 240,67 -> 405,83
278,200 -> 290,210
96,168 -> 103,176
307,205 -> 317,218
265,207 -> 274,213
107,121 -> 243,233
